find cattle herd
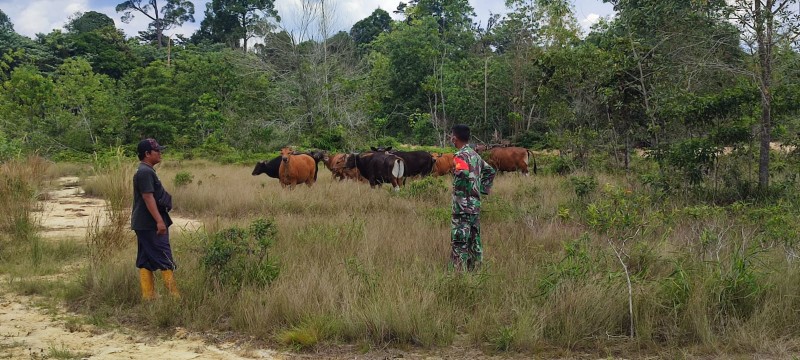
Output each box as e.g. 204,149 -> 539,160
252,145 -> 537,190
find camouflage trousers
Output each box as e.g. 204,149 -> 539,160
450,213 -> 482,271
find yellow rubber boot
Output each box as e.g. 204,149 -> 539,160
161,270 -> 180,299
139,269 -> 155,301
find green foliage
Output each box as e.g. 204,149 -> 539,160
538,234 -> 594,296
715,244 -> 766,320
173,171 -> 194,187
201,218 -> 280,288
398,176 -> 447,200
585,184 -> 647,235
568,175 -> 597,199
0,130 -> 22,160
490,325 -> 516,352
548,156 -> 574,175
350,8 -> 392,48
66,11 -> 115,34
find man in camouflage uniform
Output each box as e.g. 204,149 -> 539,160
450,124 -> 496,271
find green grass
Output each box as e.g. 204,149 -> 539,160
6,155 -> 800,357
47,343 -> 91,360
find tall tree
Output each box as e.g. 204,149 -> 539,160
726,0 -> 800,189
350,9 -> 392,48
0,8 -> 13,32
65,11 -> 115,34
115,0 -> 195,48
195,0 -> 278,51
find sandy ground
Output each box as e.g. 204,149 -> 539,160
34,177 -> 202,240
0,287 -> 282,359
0,177 -> 285,359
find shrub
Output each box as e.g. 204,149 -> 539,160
201,218 -> 280,288
549,156 -> 574,175
569,175 -> 598,199
173,171 -> 194,187
398,176 -> 447,200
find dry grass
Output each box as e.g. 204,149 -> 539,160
20,156 -> 800,356
82,149 -> 135,264
0,156 -> 49,267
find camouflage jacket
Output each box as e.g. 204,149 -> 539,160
452,144 -> 496,214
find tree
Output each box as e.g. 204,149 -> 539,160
350,9 -> 392,48
65,11 -> 115,34
194,0 -> 278,51
116,0 -> 195,48
0,8 -> 13,32
726,0 -> 800,189
53,58 -> 126,150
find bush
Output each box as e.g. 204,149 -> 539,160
569,175 -> 598,199
549,156 -> 574,175
173,171 -> 194,187
398,176 -> 447,200
201,218 -> 280,288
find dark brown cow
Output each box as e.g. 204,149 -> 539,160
431,153 -> 455,176
344,151 -> 405,191
487,146 -> 537,176
279,147 -> 317,188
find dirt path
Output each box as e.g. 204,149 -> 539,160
0,177 -> 285,359
0,287 -> 283,359
35,176 -> 202,240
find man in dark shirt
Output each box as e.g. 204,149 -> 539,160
132,138 -> 179,300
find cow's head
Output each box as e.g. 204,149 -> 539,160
344,153 -> 358,169
307,149 -> 325,162
370,146 -> 391,153
280,147 -> 293,163
252,161 -> 268,176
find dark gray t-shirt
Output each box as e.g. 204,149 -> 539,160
131,163 -> 173,230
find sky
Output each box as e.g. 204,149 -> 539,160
0,0 -> 615,40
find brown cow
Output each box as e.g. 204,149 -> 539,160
279,147 -> 317,188
431,153 -> 455,176
487,146 -> 537,176
323,153 -> 365,182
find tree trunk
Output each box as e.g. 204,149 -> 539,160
756,0 -> 773,190
154,0 -> 162,48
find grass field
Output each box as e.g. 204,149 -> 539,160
4,154 -> 800,357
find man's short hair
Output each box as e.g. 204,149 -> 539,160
452,124 -> 470,142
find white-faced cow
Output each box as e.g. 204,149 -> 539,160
344,151 -> 405,191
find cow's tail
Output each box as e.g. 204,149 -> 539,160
313,160 -> 319,181
392,159 -> 405,178
527,149 -> 538,175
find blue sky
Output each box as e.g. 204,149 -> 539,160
0,0 -> 614,40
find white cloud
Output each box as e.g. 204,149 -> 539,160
0,0 -> 199,40
580,13 -> 600,29
0,0 -> 89,36
273,0 -> 398,40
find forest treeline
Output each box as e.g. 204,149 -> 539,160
1,0 -> 799,191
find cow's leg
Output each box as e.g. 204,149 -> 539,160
392,177 -> 401,192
